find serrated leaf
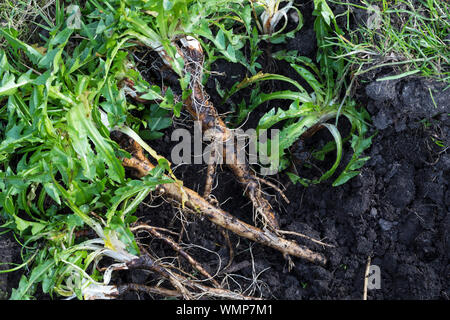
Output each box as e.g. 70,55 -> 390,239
215,29 -> 226,50
10,276 -> 32,300
257,100 -> 314,131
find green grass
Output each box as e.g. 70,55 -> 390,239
329,0 -> 450,83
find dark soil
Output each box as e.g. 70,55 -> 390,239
1,0 -> 449,300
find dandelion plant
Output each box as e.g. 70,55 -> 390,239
226,0 -> 374,186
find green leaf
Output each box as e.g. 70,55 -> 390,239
278,111 -> 338,154
42,271 -> 56,294
43,182 -> 61,205
33,70 -> 52,85
314,0 -> 335,26
215,29 -> 226,50
10,276 -> 33,300
66,108 -> 97,180
108,216 -> 139,255
348,156 -> 371,171
38,48 -> 61,69
140,130 -> 164,140
225,44 -> 236,62
139,86 -> 164,100
0,122 -> 41,160
147,116 -> 172,132
10,260 -> 54,300
50,28 -> 74,46
66,214 -> 84,229
254,90 -> 312,106
286,123 -> 343,185
3,195 -> 15,215
376,70 -> 421,81
14,216 -> 46,235
163,0 -> 174,11
0,50 -> 12,71
68,102 -> 125,183
224,72 -> 309,103
106,173 -> 170,224
332,114 -> 374,186
286,172 -> 310,187
290,63 -> 325,102
257,100 -> 312,131
314,123 -> 343,182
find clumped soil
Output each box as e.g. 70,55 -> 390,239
1,1 -> 449,300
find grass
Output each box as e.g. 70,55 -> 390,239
0,0 -> 56,47
329,0 -> 450,83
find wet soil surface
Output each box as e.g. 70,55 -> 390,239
1,1 -> 449,300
